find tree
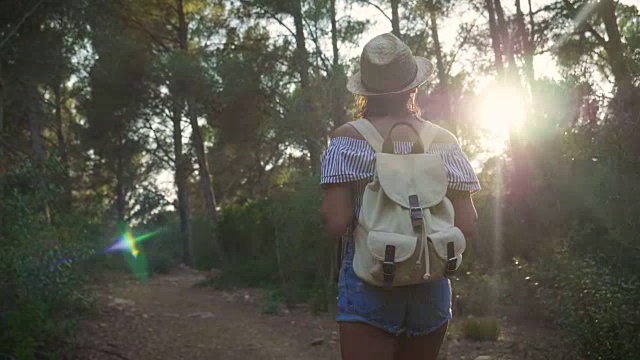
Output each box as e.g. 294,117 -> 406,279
427,0 -> 452,131
330,0 -> 348,127
116,0 -> 228,266
485,0 -> 505,76
83,5 -> 155,224
175,0 -> 226,266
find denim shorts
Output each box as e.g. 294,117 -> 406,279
336,244 -> 452,336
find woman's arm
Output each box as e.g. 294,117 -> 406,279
447,189 -> 478,238
320,183 -> 355,238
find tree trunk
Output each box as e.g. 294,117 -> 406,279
28,92 -> 51,225
0,62 -> 4,134
172,98 -> 193,266
175,0 -> 195,266
597,0 -> 634,97
527,0 -> 535,70
330,0 -> 347,127
516,0 -> 535,88
485,0 -> 504,76
291,0 -> 321,175
177,0 -> 225,266
187,99 -> 226,266
428,0 -> 453,133
291,1 -> 310,91
115,156 -> 126,224
54,82 -> 72,209
494,0 -> 517,75
390,0 -> 401,38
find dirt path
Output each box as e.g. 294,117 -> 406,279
76,268 -> 571,360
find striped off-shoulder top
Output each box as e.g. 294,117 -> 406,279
321,128 -> 481,219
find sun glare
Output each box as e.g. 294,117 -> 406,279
477,86 -> 527,153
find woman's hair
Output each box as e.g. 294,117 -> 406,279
355,90 -> 421,119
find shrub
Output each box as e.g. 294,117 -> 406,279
261,288 -> 286,315
138,214 -> 183,275
196,175 -> 337,309
461,317 -> 501,341
535,253 -> 640,359
0,162 -> 102,358
452,273 -> 509,317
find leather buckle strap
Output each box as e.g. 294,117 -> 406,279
445,241 -> 457,276
383,245 -> 396,288
408,195 -> 423,228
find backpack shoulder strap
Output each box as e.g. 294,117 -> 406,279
417,120 -> 439,153
349,119 -> 384,153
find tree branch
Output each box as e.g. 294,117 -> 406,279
254,9 -> 296,38
121,13 -> 173,52
561,0 -> 607,46
0,0 -> 44,51
446,20 -> 481,74
138,121 -> 175,168
304,18 -> 331,73
358,0 -> 392,23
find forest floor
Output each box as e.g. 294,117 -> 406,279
74,266 -> 574,360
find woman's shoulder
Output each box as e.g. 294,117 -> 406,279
330,119 -> 459,145
330,122 -> 366,140
424,120 -> 459,145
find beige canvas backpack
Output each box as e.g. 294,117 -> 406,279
349,119 -> 466,288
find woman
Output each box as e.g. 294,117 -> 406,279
320,33 -> 480,360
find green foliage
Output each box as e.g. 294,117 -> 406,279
453,274 -> 505,317
461,318 -> 501,342
308,286 -> 331,314
1,0 -> 639,357
201,259 -> 281,289
265,176 -> 335,304
196,175 -> 336,308
535,253 -> 640,359
0,163 -> 102,358
261,288 -> 287,315
138,214 -> 183,275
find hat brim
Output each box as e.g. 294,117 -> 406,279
346,56 -> 434,96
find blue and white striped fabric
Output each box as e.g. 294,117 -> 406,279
321,136 -> 481,216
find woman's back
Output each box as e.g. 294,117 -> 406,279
319,32 -> 479,360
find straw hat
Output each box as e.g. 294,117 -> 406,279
347,33 -> 434,96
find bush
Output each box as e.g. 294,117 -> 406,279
452,273 -> 510,317
535,253 -> 640,359
461,317 -> 501,341
0,162 -> 102,358
138,214 -> 183,275
261,288 -> 286,315
196,258 -> 281,290
265,176 -> 336,305
197,175 -> 337,309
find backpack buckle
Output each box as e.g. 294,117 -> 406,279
383,245 -> 395,288
446,257 -> 457,275
445,242 -> 457,276
408,195 -> 423,228
383,261 -> 395,275
410,207 -> 423,228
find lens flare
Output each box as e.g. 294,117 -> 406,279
47,228 -> 160,283
104,229 -> 160,282
104,230 -> 158,257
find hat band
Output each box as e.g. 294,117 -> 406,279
361,61 -> 418,94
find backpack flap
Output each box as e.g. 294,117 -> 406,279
367,231 -> 418,262
376,153 -> 448,208
427,226 -> 466,274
